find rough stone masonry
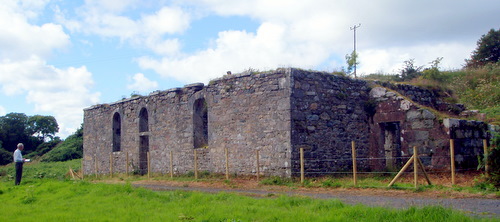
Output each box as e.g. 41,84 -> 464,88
83,68 -> 496,177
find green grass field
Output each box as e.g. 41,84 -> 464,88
0,159 -> 498,221
0,180 -> 494,222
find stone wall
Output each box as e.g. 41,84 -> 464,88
83,69 -> 292,177
289,70 -> 372,175
83,85 -> 204,175
83,68 -> 493,177
371,86 -> 453,171
444,119 -> 490,169
370,86 -> 489,171
204,69 -> 292,176
377,81 -> 465,115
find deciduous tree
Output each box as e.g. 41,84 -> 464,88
465,28 -> 500,68
27,115 -> 59,141
345,50 -> 359,77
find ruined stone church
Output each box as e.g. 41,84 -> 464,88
82,68 -> 493,177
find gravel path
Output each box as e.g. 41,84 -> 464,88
133,183 -> 500,218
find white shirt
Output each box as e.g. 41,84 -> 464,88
13,149 -> 23,162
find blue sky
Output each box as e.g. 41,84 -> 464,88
0,0 -> 499,138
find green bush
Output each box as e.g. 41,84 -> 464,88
41,127 -> 82,162
0,148 -> 12,165
452,63 -> 500,110
25,138 -> 61,159
259,176 -> 294,186
488,132 -> 500,188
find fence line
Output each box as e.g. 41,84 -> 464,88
84,139 -> 489,189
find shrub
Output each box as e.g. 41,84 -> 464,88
25,138 -> 61,159
259,176 -> 294,186
41,127 -> 82,162
488,132 -> 500,188
452,63 -> 500,110
0,148 -> 12,165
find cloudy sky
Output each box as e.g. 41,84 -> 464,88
0,0 -> 499,138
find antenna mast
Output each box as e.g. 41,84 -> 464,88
350,24 -> 361,78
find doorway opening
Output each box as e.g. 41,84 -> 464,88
139,135 -> 149,175
380,122 -> 402,170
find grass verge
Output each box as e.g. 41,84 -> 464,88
0,179 -> 493,222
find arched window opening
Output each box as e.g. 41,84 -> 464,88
139,107 -> 149,132
112,112 -> 121,152
193,98 -> 208,148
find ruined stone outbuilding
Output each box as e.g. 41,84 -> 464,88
82,68 -> 495,177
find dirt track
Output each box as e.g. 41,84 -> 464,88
131,179 -> 500,218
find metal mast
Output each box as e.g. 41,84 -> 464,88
350,24 -> 361,78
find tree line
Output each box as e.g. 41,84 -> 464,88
0,113 -> 59,165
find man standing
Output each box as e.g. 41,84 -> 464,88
13,143 -> 26,185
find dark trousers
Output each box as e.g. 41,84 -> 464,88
15,162 -> 23,185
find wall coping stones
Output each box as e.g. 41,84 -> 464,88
184,83 -> 204,90
167,87 -> 182,93
149,90 -> 162,96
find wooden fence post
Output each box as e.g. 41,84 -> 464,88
450,139 -> 456,185
256,150 -> 260,180
94,154 -> 98,178
194,150 -> 198,179
225,147 -> 229,180
417,158 -> 432,185
413,146 -> 418,188
352,141 -> 357,186
388,155 -> 414,187
170,150 -> 173,178
126,152 -> 129,176
147,151 -> 151,179
484,139 -> 489,176
300,148 -> 305,184
81,159 -> 84,179
109,154 -> 113,178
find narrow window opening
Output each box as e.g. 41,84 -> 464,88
112,112 -> 121,152
139,107 -> 149,132
193,98 -> 208,148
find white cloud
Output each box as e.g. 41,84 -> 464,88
142,7 -> 191,35
0,106 -> 6,116
138,21 -> 335,83
140,0 -> 498,81
0,1 -> 101,138
127,73 -> 159,93
0,56 -> 100,137
358,42 -> 474,75
83,0 -> 138,13
0,1 -> 69,60
58,3 -> 189,55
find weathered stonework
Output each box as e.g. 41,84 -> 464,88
83,68 -> 495,177
369,86 -> 492,171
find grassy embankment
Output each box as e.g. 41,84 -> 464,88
363,64 -> 500,125
0,160 -> 498,221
